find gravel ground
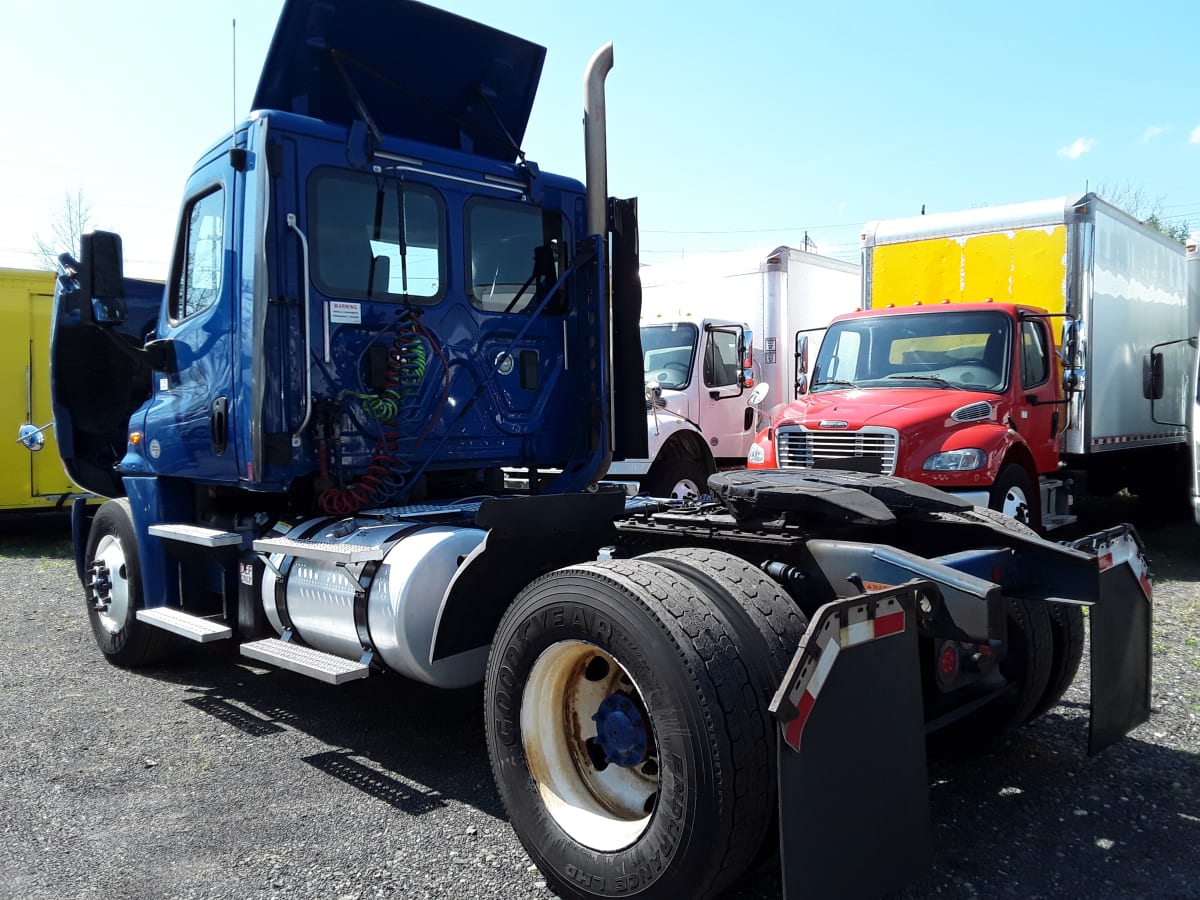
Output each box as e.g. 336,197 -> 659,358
0,501 -> 1196,900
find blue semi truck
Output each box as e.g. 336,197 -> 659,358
40,2 -> 1152,897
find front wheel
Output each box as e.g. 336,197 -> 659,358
485,560 -> 773,900
989,464 -> 1040,529
84,498 -> 168,667
641,456 -> 709,502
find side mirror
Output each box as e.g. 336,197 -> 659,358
748,382 -> 770,407
795,334 -> 810,397
17,423 -> 47,452
1142,352 -> 1164,400
81,231 -> 127,326
795,334 -> 809,375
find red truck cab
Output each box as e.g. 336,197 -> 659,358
748,301 -> 1063,526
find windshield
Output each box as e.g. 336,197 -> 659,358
641,322 -> 699,389
812,310 -> 1012,393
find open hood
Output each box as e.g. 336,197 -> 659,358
252,0 -> 546,162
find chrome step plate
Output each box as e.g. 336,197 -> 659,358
136,607 -> 232,642
148,523 -> 242,548
240,638 -> 369,685
253,535 -> 387,564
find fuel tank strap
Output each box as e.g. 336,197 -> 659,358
273,518 -> 335,637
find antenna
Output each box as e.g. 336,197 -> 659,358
228,18 -> 247,170
231,18 -> 237,147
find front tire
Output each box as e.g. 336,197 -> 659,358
84,498 -> 168,667
641,456 -> 709,502
989,464 -> 1040,529
485,560 -> 772,900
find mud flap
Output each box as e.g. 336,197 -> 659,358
769,583 -> 932,900
1087,537 -> 1153,755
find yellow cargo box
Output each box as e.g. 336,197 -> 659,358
866,223 -> 1068,314
0,267 -> 91,512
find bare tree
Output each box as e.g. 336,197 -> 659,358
33,189 -> 93,270
1094,180 -> 1190,244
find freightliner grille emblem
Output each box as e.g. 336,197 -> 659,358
818,420 -> 849,428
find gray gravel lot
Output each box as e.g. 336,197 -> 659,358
0,502 -> 1196,900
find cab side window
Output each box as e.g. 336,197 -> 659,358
703,329 -> 741,387
1021,319 -> 1050,388
171,187 -> 224,321
468,199 -> 568,314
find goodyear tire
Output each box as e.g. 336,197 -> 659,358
635,548 -> 808,869
485,559 -> 772,900
84,498 -> 169,667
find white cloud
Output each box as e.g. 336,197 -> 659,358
1057,138 -> 1098,160
1140,125 -> 1169,143
1191,125 -> 1200,144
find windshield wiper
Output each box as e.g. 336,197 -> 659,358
812,379 -> 857,390
885,374 -> 966,390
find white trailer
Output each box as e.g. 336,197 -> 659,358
1189,234 -> 1200,524
607,247 -> 859,497
641,246 -> 860,413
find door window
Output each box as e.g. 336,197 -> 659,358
703,329 -> 741,388
467,199 -> 568,314
1021,319 -> 1051,388
171,187 -> 224,321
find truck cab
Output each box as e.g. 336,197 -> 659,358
748,301 -> 1064,526
50,1 -> 637,516
602,315 -> 753,499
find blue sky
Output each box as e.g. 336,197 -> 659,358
1,0 -> 1196,278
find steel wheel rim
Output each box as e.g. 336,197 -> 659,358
1001,485 -> 1030,522
520,640 -> 659,851
669,477 -> 702,502
92,534 -> 131,635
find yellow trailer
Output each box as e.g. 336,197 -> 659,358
1,267 -> 90,512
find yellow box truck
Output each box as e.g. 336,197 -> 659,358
1,267 -> 91,512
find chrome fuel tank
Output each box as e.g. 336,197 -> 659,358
262,518 -> 488,688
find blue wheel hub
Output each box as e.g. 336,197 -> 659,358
591,693 -> 648,767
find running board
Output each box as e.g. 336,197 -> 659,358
136,607 -> 232,642
240,638 -> 370,685
253,535 -> 387,564
148,523 -> 242,548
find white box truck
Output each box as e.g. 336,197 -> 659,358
605,246 -> 860,497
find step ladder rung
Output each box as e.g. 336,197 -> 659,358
136,607 -> 232,642
240,638 -> 369,685
253,535 -> 387,564
149,523 -> 242,548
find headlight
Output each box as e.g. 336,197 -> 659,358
747,443 -> 767,465
923,448 -> 985,471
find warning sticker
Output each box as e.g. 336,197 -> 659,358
330,301 -> 361,324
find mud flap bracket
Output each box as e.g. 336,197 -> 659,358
770,582 -> 932,900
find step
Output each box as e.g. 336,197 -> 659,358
240,638 -> 369,685
149,523 -> 242,548
1042,513 -> 1078,531
253,535 -> 387,564
136,607 -> 233,642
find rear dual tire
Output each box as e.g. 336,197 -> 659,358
484,554 -> 806,900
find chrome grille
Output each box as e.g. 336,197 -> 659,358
775,427 -> 900,475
